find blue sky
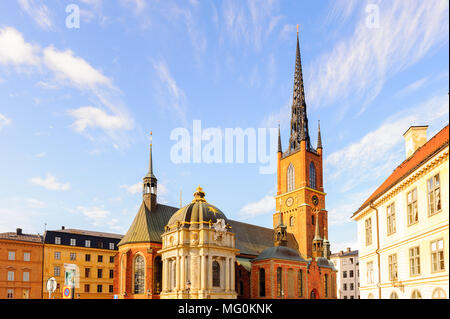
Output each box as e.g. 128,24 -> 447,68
0,0 -> 448,253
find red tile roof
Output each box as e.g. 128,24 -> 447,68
353,124 -> 449,217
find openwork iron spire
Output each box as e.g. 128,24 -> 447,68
289,28 -> 311,152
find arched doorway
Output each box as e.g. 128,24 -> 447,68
310,289 -> 319,299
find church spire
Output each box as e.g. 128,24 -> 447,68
143,131 -> 157,211
289,26 -> 311,152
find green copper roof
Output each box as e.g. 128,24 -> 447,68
117,202 -> 177,246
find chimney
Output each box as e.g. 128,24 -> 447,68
347,247 -> 351,253
403,126 -> 428,158
61,226 -> 65,230
16,228 -> 22,235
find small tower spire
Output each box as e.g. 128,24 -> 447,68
274,213 -> 288,247
143,131 -> 158,211
289,27 -> 311,152
312,212 -> 324,259
278,123 -> 282,153
317,120 -> 322,150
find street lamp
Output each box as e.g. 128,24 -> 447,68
186,280 -> 191,299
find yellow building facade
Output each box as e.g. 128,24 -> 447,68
42,228 -> 122,299
352,125 -> 449,299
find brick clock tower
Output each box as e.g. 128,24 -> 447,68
275,30 -> 328,260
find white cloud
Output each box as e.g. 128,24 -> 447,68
307,0 -> 449,114
17,0 -> 54,30
67,106 -> 132,134
120,182 -> 142,194
76,206 -> 110,227
25,198 -> 46,209
325,93 -> 449,189
30,174 -> 70,191
239,195 -> 275,219
34,152 -> 47,158
0,27 -> 40,66
330,239 -> 360,255
221,0 -> 281,51
0,113 -> 11,129
43,46 -> 112,90
153,59 -> 187,124
396,76 -> 430,97
120,0 -> 147,14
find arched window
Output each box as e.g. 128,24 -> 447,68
153,256 -> 162,294
432,288 -> 446,299
287,164 -> 295,192
390,291 -> 398,299
212,261 -> 220,287
259,268 -> 266,297
411,290 -> 422,299
309,162 -> 316,189
277,267 -> 283,298
289,216 -> 294,227
134,255 -> 145,294
298,270 -> 303,297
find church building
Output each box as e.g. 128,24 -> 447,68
114,32 -> 337,299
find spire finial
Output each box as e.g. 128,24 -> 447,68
297,24 -> 299,35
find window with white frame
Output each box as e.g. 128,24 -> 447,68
388,254 -> 398,281
427,174 -> 441,216
409,246 -> 420,276
54,251 -> 61,260
7,289 -> 13,299
7,271 -> 14,281
70,238 -> 76,246
54,266 -> 60,277
109,243 -> 115,250
431,239 -> 445,272
407,188 -> 418,225
8,251 -> 15,260
386,202 -> 396,235
23,271 -> 30,282
367,261 -> 374,284
70,253 -> 76,261
85,240 -> 91,247
55,237 -> 61,244
24,252 -> 30,261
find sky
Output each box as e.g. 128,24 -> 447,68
0,0 -> 448,253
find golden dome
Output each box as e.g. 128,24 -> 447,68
166,186 -> 229,230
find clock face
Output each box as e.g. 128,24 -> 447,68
286,197 -> 294,207
312,195 -> 319,206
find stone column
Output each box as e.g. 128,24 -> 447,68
225,257 -> 230,291
175,256 -> 180,291
162,258 -> 168,293
231,257 -> 235,293
180,254 -> 185,291
201,254 -> 207,290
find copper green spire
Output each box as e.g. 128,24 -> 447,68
289,27 -> 311,152
317,120 -> 322,150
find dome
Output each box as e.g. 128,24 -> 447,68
316,257 -> 336,270
253,246 -> 306,262
167,186 -> 229,230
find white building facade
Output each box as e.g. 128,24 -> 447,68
331,248 -> 360,299
352,125 -> 449,299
